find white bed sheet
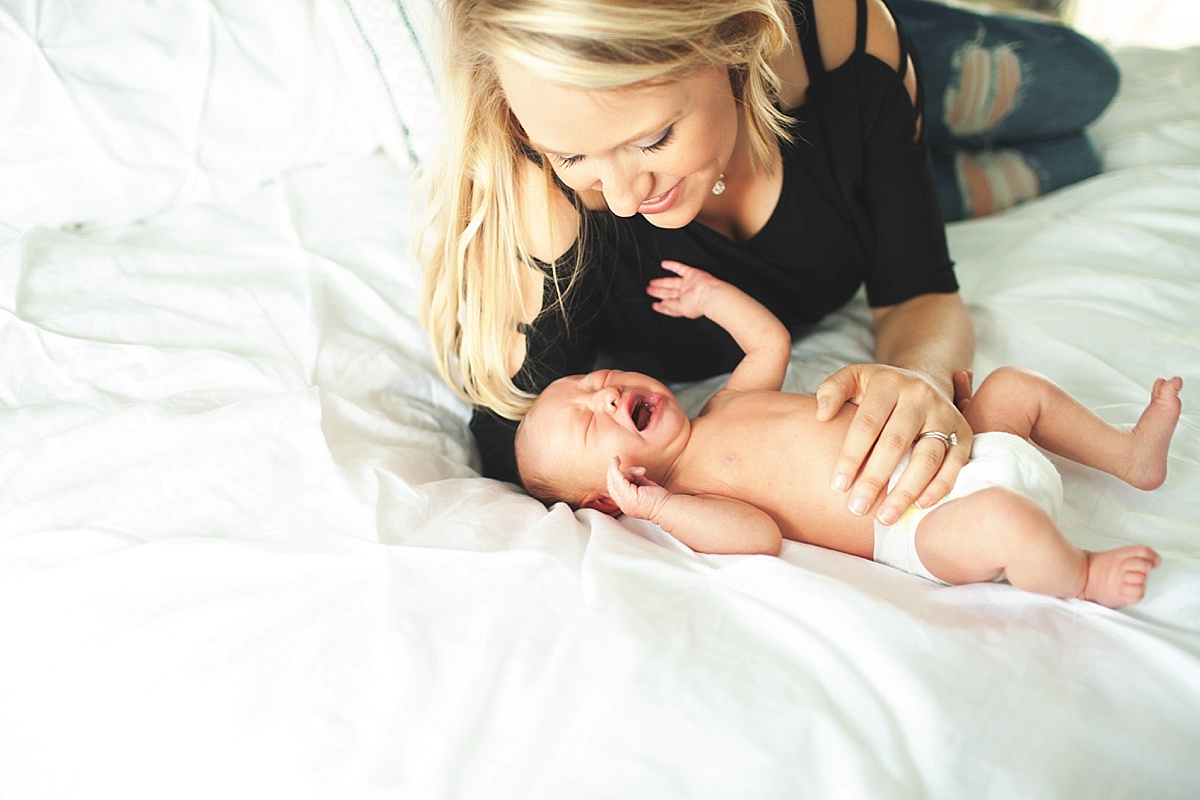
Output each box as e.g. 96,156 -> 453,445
1,39 -> 1199,800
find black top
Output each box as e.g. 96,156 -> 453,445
472,0 -> 956,482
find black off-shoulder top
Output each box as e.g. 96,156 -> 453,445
473,0 -> 956,483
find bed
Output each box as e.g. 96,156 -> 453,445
1,2 -> 1198,798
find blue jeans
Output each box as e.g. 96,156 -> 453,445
891,0 -> 1120,220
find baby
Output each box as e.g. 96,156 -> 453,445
515,262 -> 1182,608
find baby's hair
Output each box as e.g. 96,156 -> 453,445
515,413 -> 587,508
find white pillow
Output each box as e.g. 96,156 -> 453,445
334,0 -> 446,170
0,0 -> 380,229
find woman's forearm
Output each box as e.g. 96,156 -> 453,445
872,292 -> 975,398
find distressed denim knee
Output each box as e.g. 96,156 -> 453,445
892,0 -> 1120,147
891,0 -> 1117,219
930,132 -> 1102,221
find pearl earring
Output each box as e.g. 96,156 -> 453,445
711,174 -> 726,195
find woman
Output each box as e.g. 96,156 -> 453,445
417,0 -> 1116,528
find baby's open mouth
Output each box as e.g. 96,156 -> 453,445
631,398 -> 653,431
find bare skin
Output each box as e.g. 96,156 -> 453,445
498,0 -> 976,528
517,263 -> 1182,608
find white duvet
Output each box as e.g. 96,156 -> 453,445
1,3 -> 1198,797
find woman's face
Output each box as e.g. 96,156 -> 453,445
495,58 -> 739,228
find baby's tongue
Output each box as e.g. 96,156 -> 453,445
633,401 -> 651,431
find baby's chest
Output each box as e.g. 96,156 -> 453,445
690,416 -> 825,492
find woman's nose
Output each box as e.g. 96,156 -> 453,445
595,161 -> 651,217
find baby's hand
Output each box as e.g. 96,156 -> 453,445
606,456 -> 672,522
646,260 -> 725,319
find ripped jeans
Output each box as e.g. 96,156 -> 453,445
892,0 -> 1120,221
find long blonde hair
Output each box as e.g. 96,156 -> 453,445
418,0 -> 793,420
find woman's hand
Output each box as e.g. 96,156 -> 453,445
816,363 -> 972,525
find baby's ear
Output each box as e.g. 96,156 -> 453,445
581,493 -> 621,517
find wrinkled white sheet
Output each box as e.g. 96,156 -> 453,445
0,0 -> 380,229
1,45 -> 1199,800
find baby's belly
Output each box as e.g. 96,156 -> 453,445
754,488 -> 877,559
713,399 -> 877,558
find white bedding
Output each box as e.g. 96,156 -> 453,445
1,3 -> 1198,798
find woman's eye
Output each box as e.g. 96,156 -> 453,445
547,125 -> 673,168
550,153 -> 584,168
640,125 -> 675,154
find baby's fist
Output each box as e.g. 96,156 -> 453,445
607,457 -> 671,522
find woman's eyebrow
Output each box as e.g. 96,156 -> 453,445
529,116 -> 678,157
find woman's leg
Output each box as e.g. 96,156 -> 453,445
929,132 -> 1102,220
892,0 -> 1120,145
891,0 -> 1120,219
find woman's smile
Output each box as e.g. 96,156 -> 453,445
495,58 -> 737,229
637,179 -> 684,216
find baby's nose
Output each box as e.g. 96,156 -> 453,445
593,387 -> 620,413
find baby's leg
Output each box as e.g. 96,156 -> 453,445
964,368 -> 1182,490
915,487 -> 1160,607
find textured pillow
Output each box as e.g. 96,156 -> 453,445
335,0 -> 446,170
0,0 -> 380,229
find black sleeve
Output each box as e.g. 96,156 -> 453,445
470,407 -> 523,484
857,45 -> 958,307
469,244 -> 607,483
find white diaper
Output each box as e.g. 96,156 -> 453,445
873,432 -> 1064,585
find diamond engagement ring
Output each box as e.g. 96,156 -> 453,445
916,431 -> 957,450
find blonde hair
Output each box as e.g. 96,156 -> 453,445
418,0 -> 793,420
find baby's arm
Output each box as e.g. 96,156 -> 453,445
606,458 -> 783,556
647,261 -> 791,393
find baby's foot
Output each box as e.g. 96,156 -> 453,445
1080,546 -> 1162,608
1121,376 -> 1183,490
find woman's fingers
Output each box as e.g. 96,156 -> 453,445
828,385 -> 902,504
874,427 -> 972,525
821,363 -> 970,522
815,365 -> 863,421
842,392 -> 934,517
